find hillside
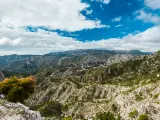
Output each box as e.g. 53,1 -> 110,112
24,51 -> 160,120
0,49 -> 158,120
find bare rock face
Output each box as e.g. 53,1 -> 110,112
0,98 -> 44,120
0,71 -> 5,81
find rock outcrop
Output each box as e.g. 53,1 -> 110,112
0,98 -> 44,120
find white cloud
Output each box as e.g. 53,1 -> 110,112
145,0 -> 160,9
136,10 -> 160,24
86,10 -> 93,15
0,26 -> 160,55
93,0 -> 110,4
0,0 -> 105,31
115,24 -> 123,27
0,37 -> 22,46
101,0 -> 110,4
112,17 -> 122,22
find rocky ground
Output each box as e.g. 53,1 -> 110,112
27,77 -> 160,120
0,97 -> 44,120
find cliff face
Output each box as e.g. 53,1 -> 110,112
0,71 -> 4,81
0,97 -> 43,120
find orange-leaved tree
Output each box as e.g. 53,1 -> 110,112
0,76 -> 35,102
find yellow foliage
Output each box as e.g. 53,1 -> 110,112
0,76 -> 35,102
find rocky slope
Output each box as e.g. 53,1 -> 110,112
0,97 -> 43,120
26,51 -> 160,120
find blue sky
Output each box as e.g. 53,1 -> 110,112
26,0 -> 154,41
0,0 -> 160,55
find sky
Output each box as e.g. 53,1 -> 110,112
0,0 -> 160,55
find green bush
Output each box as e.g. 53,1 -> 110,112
129,110 -> 138,118
62,104 -> 69,111
135,93 -> 143,101
157,50 -> 160,54
94,112 -> 119,120
0,76 -> 35,102
63,117 -> 72,120
112,104 -> 118,112
38,101 -> 62,117
138,114 -> 149,120
154,94 -> 159,99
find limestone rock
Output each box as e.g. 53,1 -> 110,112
0,98 -> 44,120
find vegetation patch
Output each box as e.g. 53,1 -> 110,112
157,50 -> 160,54
129,110 -> 138,118
112,104 -> 118,112
62,104 -> 69,112
0,76 -> 35,102
93,112 -> 120,120
138,114 -> 149,120
32,101 -> 62,118
153,94 -> 159,99
63,116 -> 72,120
135,92 -> 144,101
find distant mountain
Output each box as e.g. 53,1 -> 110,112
0,49 -> 152,74
0,54 -> 39,68
48,49 -> 152,56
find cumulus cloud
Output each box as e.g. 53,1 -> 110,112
0,0 -> 159,55
0,37 -> 22,46
0,0 -> 105,31
136,10 -> 160,24
0,26 -> 160,55
145,0 -> 160,9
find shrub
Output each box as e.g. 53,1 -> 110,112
135,93 -> 143,101
94,112 -> 118,120
38,101 -> 62,117
129,110 -> 138,118
154,94 -> 159,99
112,104 -> 118,112
138,114 -> 149,120
63,117 -> 72,120
0,76 -> 35,102
62,104 -> 69,111
157,50 -> 160,54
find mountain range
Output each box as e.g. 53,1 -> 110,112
0,49 -> 151,75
